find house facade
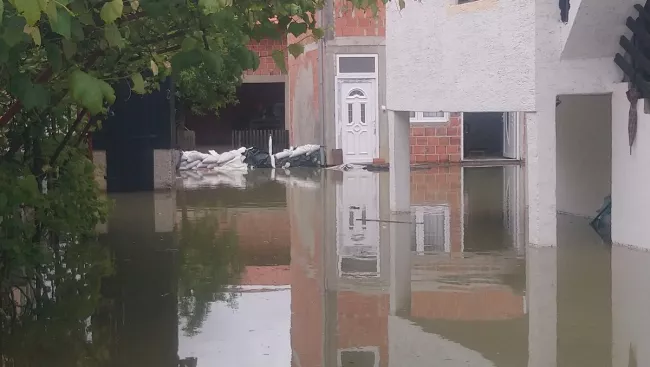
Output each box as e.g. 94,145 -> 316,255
286,1 -> 464,164
384,0 -> 650,250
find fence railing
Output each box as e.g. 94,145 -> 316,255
232,129 -> 290,153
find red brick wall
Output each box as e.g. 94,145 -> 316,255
245,38 -> 287,76
334,0 -> 386,37
411,167 -> 463,253
411,290 -> 524,320
410,113 -> 462,163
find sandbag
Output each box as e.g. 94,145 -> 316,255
202,155 -> 219,164
243,147 -> 273,168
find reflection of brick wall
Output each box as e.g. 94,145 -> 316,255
246,39 -> 287,76
410,113 -> 462,163
411,290 -> 525,320
410,167 -> 462,253
337,292 -> 389,367
334,0 -> 386,37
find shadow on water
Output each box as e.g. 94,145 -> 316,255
3,165 -> 650,367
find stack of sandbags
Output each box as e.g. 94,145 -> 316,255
179,148 -> 247,171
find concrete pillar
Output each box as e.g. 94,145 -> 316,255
525,93 -> 557,246
612,83 -> 650,250
527,246 -> 557,367
388,110 -> 411,212
389,212 -> 411,316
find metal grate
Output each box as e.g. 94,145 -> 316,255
232,129 -> 289,153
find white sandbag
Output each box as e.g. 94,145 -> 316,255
206,163 -> 217,169
208,150 -> 220,157
216,149 -> 240,165
185,160 -> 201,170
274,149 -> 292,160
202,155 -> 219,164
184,151 -> 202,162
304,144 -> 320,155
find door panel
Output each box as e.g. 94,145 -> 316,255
337,79 -> 377,164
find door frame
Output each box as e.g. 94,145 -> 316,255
335,54 -> 380,162
503,112 -> 521,159
460,112 -> 522,161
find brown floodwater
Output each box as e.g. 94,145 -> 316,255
3,165 -> 647,367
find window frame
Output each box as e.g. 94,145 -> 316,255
412,205 -> 451,254
409,111 -> 450,124
336,54 -> 379,78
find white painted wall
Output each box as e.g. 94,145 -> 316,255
385,0 -> 535,112
555,94 -> 612,218
611,83 -> 650,250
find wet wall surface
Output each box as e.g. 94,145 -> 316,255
1,166 -> 645,367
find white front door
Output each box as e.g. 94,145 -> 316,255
336,170 -> 380,278
503,112 -> 519,159
337,78 -> 378,164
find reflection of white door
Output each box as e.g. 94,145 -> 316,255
336,170 -> 380,278
503,166 -> 525,255
412,205 -> 451,254
336,78 -> 378,164
503,112 -> 519,159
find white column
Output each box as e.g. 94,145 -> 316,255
388,110 -> 411,212
527,246 -> 557,367
525,93 -> 557,246
611,83 -> 650,250
389,212 -> 411,316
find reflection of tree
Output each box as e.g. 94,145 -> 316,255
178,209 -> 244,337
0,239 -> 113,367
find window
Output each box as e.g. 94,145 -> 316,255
411,205 -> 451,253
348,89 -> 366,98
337,55 -> 378,75
409,111 -> 450,124
339,348 -> 379,367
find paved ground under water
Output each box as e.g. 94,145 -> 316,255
4,165 -> 650,367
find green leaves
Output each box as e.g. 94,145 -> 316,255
271,49 -> 286,73
288,22 -> 308,37
312,28 -> 325,40
104,23 -> 124,49
288,43 -> 304,58
49,5 -> 72,39
62,38 -> 76,59
69,70 -> 116,115
198,0 -> 231,14
181,37 -> 199,52
100,0 -> 123,24
130,73 -> 145,94
9,0 -> 42,26
23,25 -> 41,45
0,1 -> 4,26
10,73 -> 50,110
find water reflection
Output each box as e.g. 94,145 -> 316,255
4,165 -> 650,367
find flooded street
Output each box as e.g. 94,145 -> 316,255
2,166 -> 647,367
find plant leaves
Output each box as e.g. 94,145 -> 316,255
151,60 -> 159,76
312,28 -> 325,40
45,42 -> 63,72
100,0 -> 123,24
104,23 -> 124,49
45,1 -> 57,23
11,0 -> 42,25
69,70 -> 116,115
0,1 -> 4,26
288,22 -> 308,37
131,73 -> 145,94
398,0 -> 406,10
23,84 -> 50,110
287,43 -> 304,58
271,49 -> 286,73
181,37 -> 198,51
198,0 -> 220,14
50,6 -> 72,39
62,38 -> 76,59
129,0 -> 140,11
23,24 -> 42,45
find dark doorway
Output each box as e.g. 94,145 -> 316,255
463,112 -> 505,159
185,82 -> 285,150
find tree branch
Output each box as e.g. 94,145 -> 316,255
50,110 -> 87,165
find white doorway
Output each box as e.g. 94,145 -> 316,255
336,54 -> 379,164
336,170 -> 380,279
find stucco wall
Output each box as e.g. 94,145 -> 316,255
555,94 -> 612,218
611,83 -> 650,250
385,0 -> 535,112
288,48 -> 322,146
